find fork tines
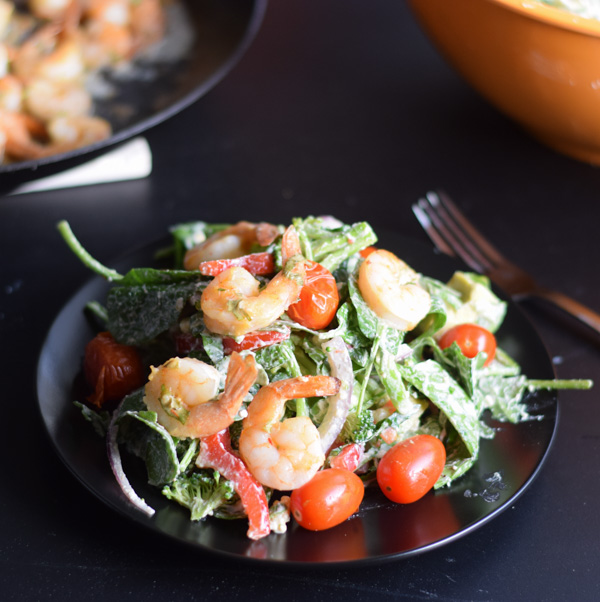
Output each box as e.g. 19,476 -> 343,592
412,191 -> 499,274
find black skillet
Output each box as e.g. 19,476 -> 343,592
0,0 -> 267,193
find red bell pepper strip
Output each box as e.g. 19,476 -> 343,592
196,429 -> 270,540
329,442 -> 363,472
222,328 -> 291,354
198,252 -> 275,276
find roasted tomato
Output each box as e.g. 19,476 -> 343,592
84,331 -> 145,407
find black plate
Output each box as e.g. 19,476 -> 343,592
36,233 -> 558,566
0,0 -> 267,191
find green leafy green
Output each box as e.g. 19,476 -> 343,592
292,217 -> 377,272
398,359 -> 481,459
106,281 -> 198,345
162,470 -> 237,521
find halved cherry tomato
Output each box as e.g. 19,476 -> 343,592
376,435 -> 446,504
84,331 -> 145,408
439,323 -> 497,366
198,252 -> 275,276
287,260 -> 339,330
329,443 -> 363,472
290,468 -> 364,531
359,246 -> 377,258
222,329 -> 290,354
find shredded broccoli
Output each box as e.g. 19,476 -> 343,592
162,470 -> 236,521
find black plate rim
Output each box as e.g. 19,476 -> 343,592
36,232 -> 559,567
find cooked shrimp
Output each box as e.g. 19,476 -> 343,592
80,20 -> 133,67
84,0 -> 130,26
0,43 -> 8,78
24,77 -> 91,121
46,114 -> 111,148
130,0 -> 164,53
358,248 -> 431,331
144,352 -> 258,439
12,24 -> 85,82
183,221 -> 280,270
238,375 -> 341,490
28,0 -> 72,21
200,225 -> 306,337
0,75 -> 23,113
0,110 -> 47,160
0,1 -> 14,38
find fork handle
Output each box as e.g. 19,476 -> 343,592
525,288 -> 600,336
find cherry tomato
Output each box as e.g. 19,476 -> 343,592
376,435 -> 446,504
84,331 -> 145,407
222,329 -> 290,354
439,323 -> 497,366
287,260 -> 339,330
290,468 -> 364,531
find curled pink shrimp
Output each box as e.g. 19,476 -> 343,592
183,221 -> 280,270
238,375 -> 341,491
144,352 -> 257,439
200,225 -> 306,338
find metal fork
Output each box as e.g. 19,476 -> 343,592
412,190 -> 600,336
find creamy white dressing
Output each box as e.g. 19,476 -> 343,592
539,0 -> 600,20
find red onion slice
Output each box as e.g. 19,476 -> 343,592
318,336 -> 354,453
106,403 -> 155,517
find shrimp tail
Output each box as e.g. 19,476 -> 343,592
281,224 -> 302,262
188,352 -> 257,438
255,222 -> 279,247
244,375 -> 340,429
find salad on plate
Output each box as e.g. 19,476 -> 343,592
57,216 -> 592,540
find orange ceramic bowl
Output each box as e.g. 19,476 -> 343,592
408,0 -> 600,164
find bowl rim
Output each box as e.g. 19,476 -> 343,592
488,0 -> 600,35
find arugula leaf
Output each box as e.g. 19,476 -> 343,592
398,359 -> 480,459
413,294 -> 448,338
114,389 -> 181,487
74,401 -> 111,437
478,374 -> 531,423
119,268 -> 202,286
292,217 -> 377,272
433,340 -> 486,403
346,263 -> 404,356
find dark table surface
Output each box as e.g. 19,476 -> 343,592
2,1 -> 600,600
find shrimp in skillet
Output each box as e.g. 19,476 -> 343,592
144,352 -> 257,439
358,248 -> 431,331
238,375 -> 341,491
0,110 -> 47,160
183,221 -> 280,270
200,225 -> 306,338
